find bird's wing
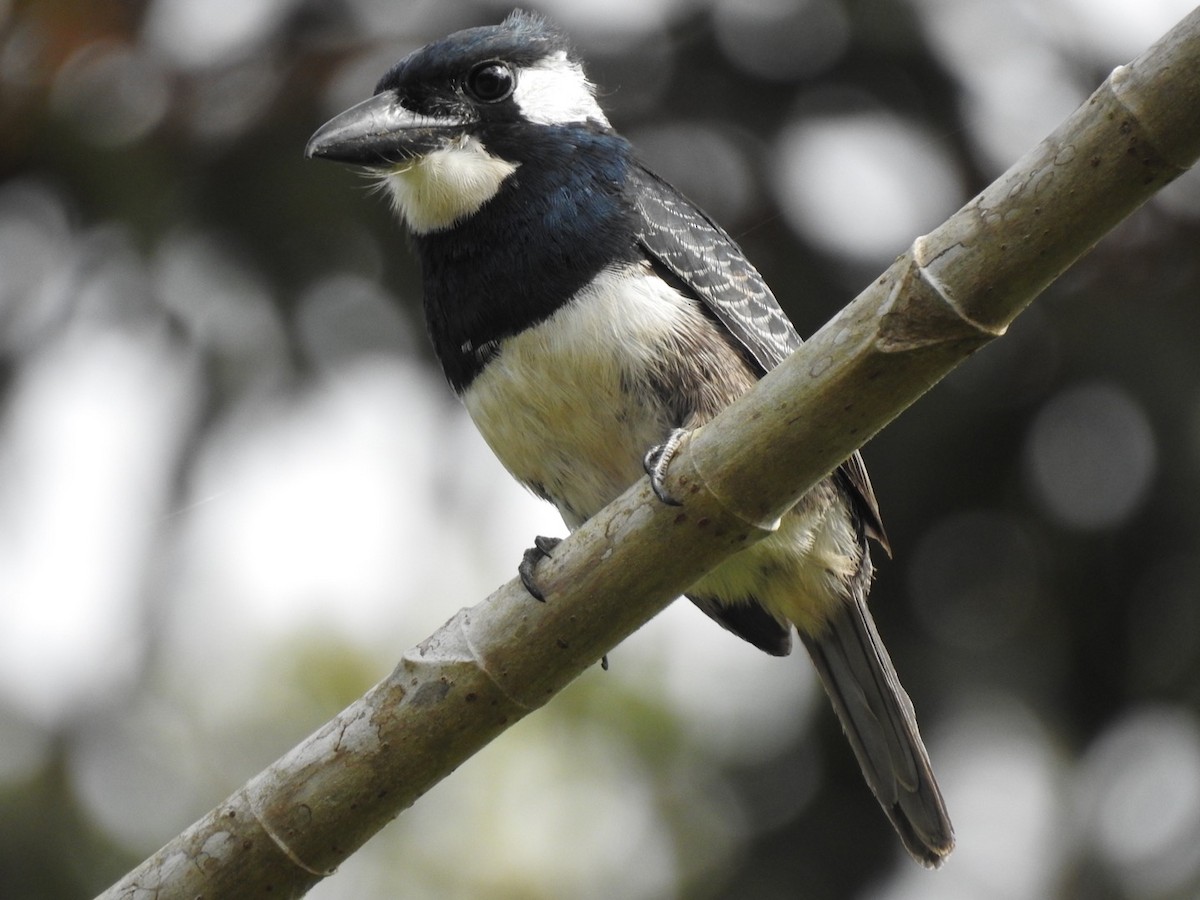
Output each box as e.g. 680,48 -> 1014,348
629,162 -> 800,372
629,161 -> 889,552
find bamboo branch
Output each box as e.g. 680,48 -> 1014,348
99,8 -> 1200,899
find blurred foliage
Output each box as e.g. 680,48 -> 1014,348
2,1 -> 1200,899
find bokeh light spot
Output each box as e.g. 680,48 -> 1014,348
51,42 -> 170,147
142,0 -> 300,68
1024,382 -> 1156,530
772,109 -> 960,264
714,0 -> 850,81
1077,706 -> 1200,895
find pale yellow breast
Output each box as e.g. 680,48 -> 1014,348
462,263 -> 860,628
462,264 -> 696,526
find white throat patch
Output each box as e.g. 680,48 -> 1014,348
383,134 -> 519,234
513,51 -> 609,127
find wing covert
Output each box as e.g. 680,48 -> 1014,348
629,160 -> 888,550
629,161 -> 799,373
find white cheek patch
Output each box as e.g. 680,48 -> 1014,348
383,135 -> 519,233
513,51 -> 609,127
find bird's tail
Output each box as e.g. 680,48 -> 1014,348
799,593 -> 955,867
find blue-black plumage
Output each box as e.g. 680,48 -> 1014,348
306,8 -> 954,867
417,123 -> 639,392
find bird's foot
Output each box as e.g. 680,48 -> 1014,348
643,428 -> 687,506
518,535 -> 561,602
518,536 -> 609,670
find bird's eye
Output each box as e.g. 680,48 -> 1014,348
465,62 -> 515,103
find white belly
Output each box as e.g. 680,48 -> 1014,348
461,262 -> 860,629
462,264 -> 688,526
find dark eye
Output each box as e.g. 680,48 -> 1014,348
465,62 -> 515,103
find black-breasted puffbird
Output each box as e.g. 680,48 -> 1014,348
306,9 -> 953,867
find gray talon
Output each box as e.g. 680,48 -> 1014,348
518,535 -> 561,601
643,428 -> 687,506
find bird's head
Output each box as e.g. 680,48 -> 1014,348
305,10 -> 612,234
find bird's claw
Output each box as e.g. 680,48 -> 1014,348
643,428 -> 687,506
517,538 -> 610,671
518,535 -> 561,602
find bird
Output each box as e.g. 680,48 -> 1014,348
306,9 -> 953,866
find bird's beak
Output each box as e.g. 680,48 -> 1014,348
305,91 -> 467,165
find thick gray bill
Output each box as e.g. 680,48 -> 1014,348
305,91 -> 466,165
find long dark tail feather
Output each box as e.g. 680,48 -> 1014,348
799,593 -> 955,867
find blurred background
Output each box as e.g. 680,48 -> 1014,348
2,0 -> 1200,897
